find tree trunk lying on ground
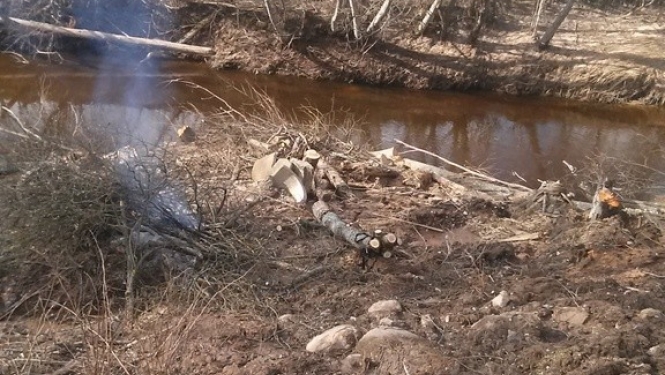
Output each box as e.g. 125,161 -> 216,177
0,16 -> 214,56
312,200 -> 397,267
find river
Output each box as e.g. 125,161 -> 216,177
1,54 -> 665,193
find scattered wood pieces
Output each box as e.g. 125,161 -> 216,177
497,232 -> 541,242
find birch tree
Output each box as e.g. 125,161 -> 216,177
537,0 -> 575,49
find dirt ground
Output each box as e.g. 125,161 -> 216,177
3,118 -> 665,375
207,0 -> 665,105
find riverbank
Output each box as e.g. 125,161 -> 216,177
2,1 -> 664,105
206,1 -> 665,105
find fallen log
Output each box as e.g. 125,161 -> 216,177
395,140 -> 533,193
312,200 -> 396,267
1,16 -> 214,56
371,148 -> 516,199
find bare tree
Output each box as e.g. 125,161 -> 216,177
537,0 -> 575,49
348,0 -> 362,39
417,0 -> 442,36
331,0 -> 342,32
366,0 -> 391,34
531,0 -> 547,39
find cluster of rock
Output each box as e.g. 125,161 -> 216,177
289,294 -> 665,375
295,299 -> 452,375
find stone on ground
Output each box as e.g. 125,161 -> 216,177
355,327 -> 453,375
368,299 -> 403,319
553,306 -> 590,327
306,324 -> 358,353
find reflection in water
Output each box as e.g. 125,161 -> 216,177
1,100 -> 199,151
1,55 -> 665,189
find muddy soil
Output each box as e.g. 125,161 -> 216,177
3,122 -> 665,375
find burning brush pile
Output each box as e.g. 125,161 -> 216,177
0,135 -> 211,316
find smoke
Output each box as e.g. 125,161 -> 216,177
72,0 -> 176,149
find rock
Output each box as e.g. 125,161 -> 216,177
177,126 -> 196,143
470,312 -> 540,332
277,314 -> 297,329
649,344 -> 665,356
553,306 -> 589,326
251,153 -> 276,182
359,327 -> 420,342
340,353 -> 365,374
368,300 -> 402,319
305,324 -> 358,353
491,291 -> 510,308
379,317 -> 396,327
638,308 -> 664,320
356,328 -> 453,375
420,314 -> 440,340
470,314 -> 510,330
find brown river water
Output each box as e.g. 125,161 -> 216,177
1,54 -> 665,191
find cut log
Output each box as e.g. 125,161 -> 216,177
290,158 -> 315,196
303,149 -> 321,169
312,201 -> 398,266
252,152 -> 276,182
270,158 -> 307,203
317,159 -> 351,196
2,17 -> 213,56
313,200 -> 378,251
